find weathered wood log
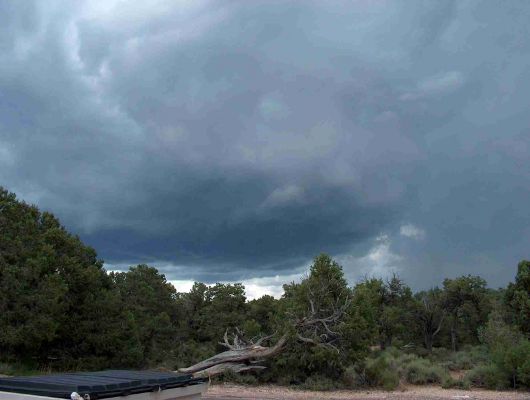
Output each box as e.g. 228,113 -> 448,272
191,363 -> 267,378
178,334 -> 287,374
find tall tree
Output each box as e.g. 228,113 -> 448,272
112,265 -> 181,366
351,274 -> 413,350
413,288 -> 445,352
200,283 -> 248,342
246,295 -> 280,337
505,260 -> 530,336
0,187 -> 139,369
442,275 -> 489,351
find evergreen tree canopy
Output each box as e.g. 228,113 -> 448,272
505,260 -> 530,336
0,187 -> 139,369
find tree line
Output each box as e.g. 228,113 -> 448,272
0,187 -> 529,389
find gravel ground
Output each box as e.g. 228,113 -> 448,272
204,384 -> 530,400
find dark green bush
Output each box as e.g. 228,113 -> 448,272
356,355 -> 400,390
426,345 -> 488,372
214,370 -> 258,386
404,358 -> 448,384
446,346 -> 489,371
480,311 -> 530,388
430,347 -> 451,361
300,375 -> 339,391
519,358 -> 530,387
441,376 -> 470,389
380,370 -> 400,391
466,364 -> 509,390
353,348 -> 456,390
341,366 -> 365,389
448,352 -> 473,371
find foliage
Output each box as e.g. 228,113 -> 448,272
363,355 -> 401,390
441,376 -> 470,389
505,260 -> 530,336
111,265 -> 181,367
0,187 -> 140,370
413,288 -> 445,352
267,254 -> 363,384
352,275 -> 414,350
180,282 -> 247,343
444,345 -> 489,371
442,275 -> 490,351
466,364 -> 509,390
354,348 -> 450,390
1,186 -> 530,391
299,374 -> 339,391
477,309 -> 530,388
404,358 -> 448,384
247,295 -> 280,335
212,369 -> 258,386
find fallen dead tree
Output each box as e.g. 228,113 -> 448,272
178,289 -> 350,378
179,330 -> 288,378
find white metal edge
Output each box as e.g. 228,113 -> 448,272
0,383 -> 209,400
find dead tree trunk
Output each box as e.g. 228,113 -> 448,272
179,331 -> 288,377
450,324 -> 458,352
415,293 -> 445,353
178,293 -> 350,378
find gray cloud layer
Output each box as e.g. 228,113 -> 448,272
1,1 -> 529,287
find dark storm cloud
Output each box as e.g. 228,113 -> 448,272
1,1 -> 529,286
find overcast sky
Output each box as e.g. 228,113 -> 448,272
1,1 -> 529,298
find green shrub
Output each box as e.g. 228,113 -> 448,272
491,338 -> 530,388
404,359 -> 449,384
441,376 -> 470,389
0,363 -> 13,376
276,374 -> 295,386
357,355 -> 400,390
341,366 -> 364,389
394,352 -> 419,367
518,358 -> 530,387
429,347 -> 451,361
0,362 -> 40,376
480,312 -> 530,388
213,370 -> 258,386
363,356 -> 390,386
428,346 -> 488,372
384,346 -> 401,358
354,348 -> 456,390
466,364 -> 509,390
300,375 -> 339,391
447,352 -> 473,371
380,369 -> 400,391
415,347 -> 431,358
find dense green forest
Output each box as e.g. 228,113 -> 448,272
1,187 -> 529,390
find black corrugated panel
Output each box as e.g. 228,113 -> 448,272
0,370 -> 203,399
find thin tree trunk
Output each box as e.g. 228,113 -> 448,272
424,312 -> 444,353
424,332 -> 433,353
379,338 -> 386,351
450,325 -> 457,352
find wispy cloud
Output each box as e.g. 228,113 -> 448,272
400,224 -> 426,240
400,71 -> 465,101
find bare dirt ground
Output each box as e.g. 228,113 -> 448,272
204,384 -> 530,400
